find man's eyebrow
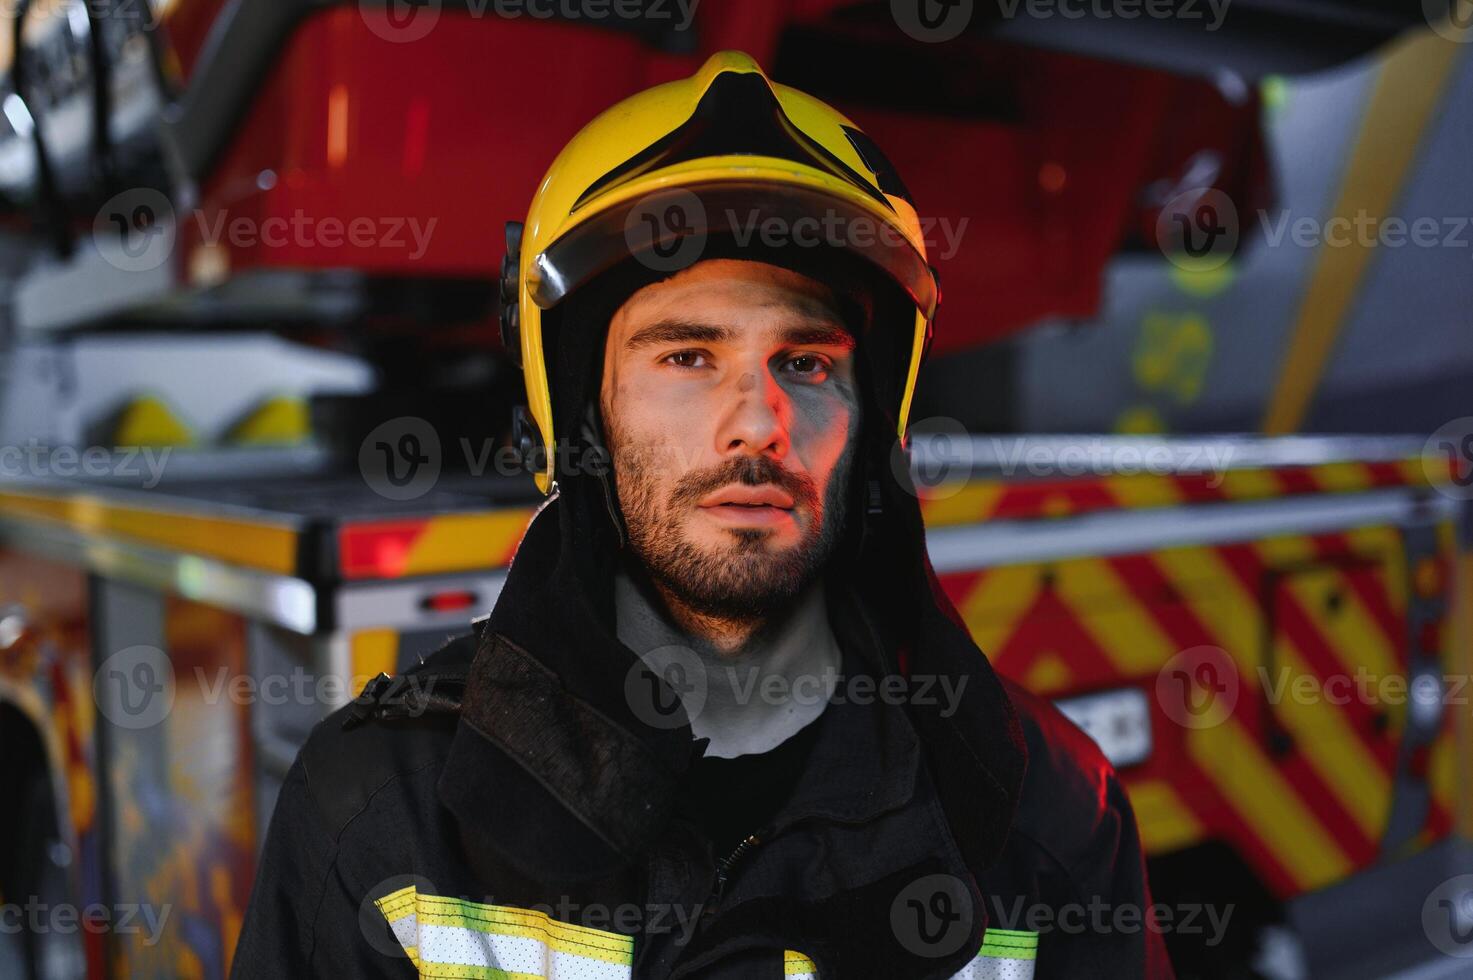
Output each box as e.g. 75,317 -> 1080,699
780,324 -> 856,350
624,320 -> 733,351
622,318 -> 856,352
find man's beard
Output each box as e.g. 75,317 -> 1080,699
608,427 -> 854,621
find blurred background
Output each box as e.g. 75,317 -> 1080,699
0,1 -> 1468,978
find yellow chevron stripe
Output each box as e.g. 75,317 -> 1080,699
1101,474 -> 1183,510
1188,719 -> 1352,891
1343,525 -> 1409,613
920,480 -> 1005,527
1149,545 -> 1259,678
1281,563 -> 1399,687
1308,461 -> 1376,493
401,510 -> 532,576
1216,467 -> 1283,501
1251,534 -> 1318,568
1056,558 -> 1179,675
1021,651 -> 1073,696
953,565 -> 1043,654
1265,639 -> 1391,842
1128,779 -> 1207,854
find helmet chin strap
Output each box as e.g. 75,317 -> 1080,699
580,400 -> 630,551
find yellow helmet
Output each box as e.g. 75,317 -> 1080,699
501,50 -> 940,494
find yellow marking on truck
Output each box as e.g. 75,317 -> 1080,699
919,480 -> 1004,527
1102,473 -> 1184,510
1268,640 -> 1392,842
1021,652 -> 1072,696
954,566 -> 1043,651
351,629 -> 400,686
400,511 -> 532,576
1059,558 -> 1179,675
1189,720 -> 1352,891
0,490 -> 299,574
1129,780 -> 1206,853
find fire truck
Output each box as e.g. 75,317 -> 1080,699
0,2 -> 1466,978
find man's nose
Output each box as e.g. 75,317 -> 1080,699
717,370 -> 789,458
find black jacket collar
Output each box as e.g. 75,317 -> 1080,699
437,491 -> 1026,885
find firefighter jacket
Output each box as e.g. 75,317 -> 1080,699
231,479 -> 1176,979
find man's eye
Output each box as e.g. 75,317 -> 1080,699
663,351 -> 707,369
783,354 -> 829,377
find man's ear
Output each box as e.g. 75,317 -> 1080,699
581,400 -> 629,550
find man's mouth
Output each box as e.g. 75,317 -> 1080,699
697,485 -> 797,526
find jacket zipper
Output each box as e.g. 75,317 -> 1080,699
709,832 -> 763,906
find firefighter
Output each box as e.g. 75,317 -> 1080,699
232,51 -> 1174,979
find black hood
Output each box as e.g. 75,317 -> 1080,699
437,245 -> 1029,966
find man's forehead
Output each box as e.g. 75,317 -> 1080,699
621,316 -> 855,353
608,258 -> 856,345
